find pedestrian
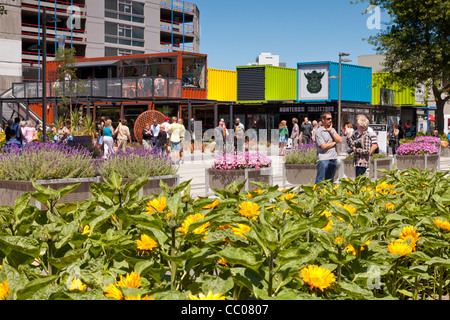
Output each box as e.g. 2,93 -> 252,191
157,125 -> 168,156
58,121 -> 71,143
291,118 -> 299,147
142,123 -> 153,150
389,124 -> 400,155
300,117 -> 314,145
311,120 -> 319,143
349,115 -> 379,156
344,123 -> 354,139
22,120 -> 37,146
11,117 -> 23,144
162,116 -> 171,153
279,120 -> 289,156
234,118 -> 245,153
168,117 -> 183,164
97,116 -> 106,146
177,118 -> 186,163
151,118 -> 160,148
4,129 -> 22,149
314,112 -> 342,184
5,119 -> 13,142
235,118 -> 245,130
102,119 -> 115,158
215,120 -> 226,154
347,116 -> 372,178
115,119 -> 131,152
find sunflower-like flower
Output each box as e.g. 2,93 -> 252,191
398,226 -> 421,251
387,240 -> 413,256
145,197 -> 167,215
69,278 -> 87,291
345,240 -> 371,256
334,237 -> 345,245
301,265 -> 336,292
217,258 -> 229,267
322,219 -> 334,231
230,224 -> 251,239
203,199 -> 220,209
238,201 -> 260,220
280,192 -> 297,202
179,213 -> 210,236
385,203 -> 395,211
136,234 -> 158,252
434,219 -> 450,231
105,284 -> 124,300
333,202 -> 357,215
81,225 -> 90,236
0,280 -> 9,300
247,189 -> 263,199
376,182 -> 396,195
116,272 -> 141,288
188,291 -> 226,300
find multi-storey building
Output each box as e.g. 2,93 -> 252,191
0,0 -> 200,92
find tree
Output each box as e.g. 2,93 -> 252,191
357,0 -> 450,131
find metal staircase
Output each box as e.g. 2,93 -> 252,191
0,86 -> 42,127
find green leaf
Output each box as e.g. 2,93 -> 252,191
57,183 -> 81,199
218,246 -> 262,270
16,275 -> 60,300
426,257 -> 450,269
0,235 -> 41,257
124,176 -> 149,199
336,280 -> 375,300
109,170 -> 123,190
48,249 -> 88,269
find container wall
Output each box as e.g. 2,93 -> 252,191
264,66 -> 297,101
237,66 -> 266,102
328,62 -> 372,103
207,68 -> 237,101
371,73 -> 420,106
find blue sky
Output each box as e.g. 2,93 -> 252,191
192,0 -> 391,70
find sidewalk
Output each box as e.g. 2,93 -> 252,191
176,153 -> 450,198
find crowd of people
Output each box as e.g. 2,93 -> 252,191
0,117 -> 40,149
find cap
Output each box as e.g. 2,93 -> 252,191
165,117 -> 170,121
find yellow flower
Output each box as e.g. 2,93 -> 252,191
385,203 -> 395,211
321,210 -> 332,218
188,291 -> 226,300
376,182 -> 396,195
398,226 -> 421,251
179,213 -> 210,236
230,224 -> 251,239
239,201 -> 260,220
333,202 -> 357,215
280,193 -> 297,201
247,189 -> 263,199
136,234 -> 158,252
217,258 -> 229,267
388,240 -> 413,256
203,199 -> 220,209
345,240 -> 371,255
322,219 -> 334,231
145,197 -> 167,215
125,294 -> 154,300
334,237 -> 345,245
301,265 -> 336,292
81,225 -> 90,236
116,272 -> 141,288
105,284 -> 123,300
0,280 -> 9,300
434,219 -> 450,231
69,278 -> 87,291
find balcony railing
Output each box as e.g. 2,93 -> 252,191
11,76 -> 183,100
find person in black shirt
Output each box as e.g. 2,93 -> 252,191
157,126 -> 168,156
299,117 -> 314,145
142,123 -> 153,149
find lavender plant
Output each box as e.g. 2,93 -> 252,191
0,142 -> 95,181
285,143 -> 318,165
97,147 -> 178,179
211,152 -> 272,171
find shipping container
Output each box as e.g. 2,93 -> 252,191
236,65 -> 297,103
297,61 -> 372,104
371,73 -> 427,106
207,68 -> 237,101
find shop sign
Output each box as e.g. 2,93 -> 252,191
298,64 -> 330,100
279,106 -> 335,114
370,124 -> 388,154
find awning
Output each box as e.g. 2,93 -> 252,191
75,60 -> 120,68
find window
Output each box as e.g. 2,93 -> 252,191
182,56 -> 206,89
119,0 -> 132,13
118,24 -> 132,38
105,0 -> 144,24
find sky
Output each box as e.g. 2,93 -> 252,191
191,0 -> 391,70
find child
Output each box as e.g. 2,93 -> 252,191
157,126 -> 168,156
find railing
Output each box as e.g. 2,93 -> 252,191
11,76 -> 183,100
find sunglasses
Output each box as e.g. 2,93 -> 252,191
325,118 -> 332,121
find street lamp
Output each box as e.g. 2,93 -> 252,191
28,6 -> 61,142
335,53 -> 352,136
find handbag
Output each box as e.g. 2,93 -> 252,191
32,131 -> 39,141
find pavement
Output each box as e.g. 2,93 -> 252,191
175,151 -> 450,198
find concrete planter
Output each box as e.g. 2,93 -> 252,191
119,175 -> 180,196
395,154 -> 440,171
0,177 -> 100,207
440,147 -> 450,158
343,158 -> 393,180
205,167 -> 273,195
283,163 -> 340,187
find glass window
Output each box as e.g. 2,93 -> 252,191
105,37 -> 117,44
105,47 -> 117,56
182,56 -> 206,89
132,40 -> 144,47
119,0 -> 132,13
105,0 -> 117,11
118,24 -> 132,38
132,26 -> 144,39
132,1 -> 144,15
105,22 -> 117,36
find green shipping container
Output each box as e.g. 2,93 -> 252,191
372,73 -> 427,106
236,65 -> 297,103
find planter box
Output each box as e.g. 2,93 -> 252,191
119,175 -> 180,196
440,147 -> 450,158
343,158 -> 393,180
0,177 -> 100,207
205,168 -> 273,195
283,162 -> 341,187
395,154 -> 440,171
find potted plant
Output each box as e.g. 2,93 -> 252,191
395,142 -> 440,171
206,151 -> 273,193
0,142 -> 98,206
343,153 -> 393,179
283,143 -> 340,186
97,147 -> 179,196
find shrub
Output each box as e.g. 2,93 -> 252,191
285,143 -> 317,165
0,142 -> 95,181
97,147 -> 178,179
414,136 -> 441,145
211,152 -> 272,171
396,142 -> 439,156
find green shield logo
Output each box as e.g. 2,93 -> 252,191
304,71 -> 325,94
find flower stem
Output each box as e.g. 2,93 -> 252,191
170,227 -> 177,291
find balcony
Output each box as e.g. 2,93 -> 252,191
11,76 -> 183,100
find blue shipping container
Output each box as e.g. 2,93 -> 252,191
297,61 -> 372,104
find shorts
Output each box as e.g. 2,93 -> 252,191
279,136 -> 288,143
171,141 -> 181,151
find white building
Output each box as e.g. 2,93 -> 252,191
248,52 -> 286,67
